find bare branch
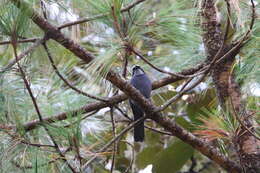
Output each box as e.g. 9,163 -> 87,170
0,37 -> 39,45
0,38 -> 46,73
110,107 -> 116,173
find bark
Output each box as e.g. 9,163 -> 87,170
201,0 -> 260,172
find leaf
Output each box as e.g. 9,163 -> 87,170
152,140 -> 194,173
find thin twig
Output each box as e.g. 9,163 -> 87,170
0,38 -> 39,45
110,107 -> 116,173
121,140 -> 134,173
11,157 -> 59,169
42,43 -> 108,102
229,68 -> 260,141
122,53 -> 128,78
3,129 -> 55,148
12,40 -> 77,173
144,125 -> 172,136
157,74 -> 207,112
111,6 -> 124,39
63,110 -> 99,128
0,38 -> 45,73
131,48 -> 192,78
82,116 -> 146,170
114,105 -> 132,121
189,156 -> 197,172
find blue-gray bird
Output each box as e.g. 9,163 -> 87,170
130,66 -> 152,142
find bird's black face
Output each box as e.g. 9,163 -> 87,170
132,65 -> 145,76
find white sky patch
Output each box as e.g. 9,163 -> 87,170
81,118 -> 106,136
82,34 -> 105,44
168,85 -> 175,91
139,164 -> 153,173
99,48 -> 106,53
66,9 -> 79,22
249,82 -> 260,96
194,82 -> 208,92
49,3 -> 60,20
147,51 -> 153,56
153,12 -> 156,18
60,12 -> 68,23
182,94 -> 189,101
178,18 -> 187,31
199,43 -> 205,52
178,18 -> 187,24
105,27 -> 115,35
172,50 -> 180,55
248,0 -> 258,5
47,2 -> 78,23
163,66 -> 171,72
176,78 -> 208,93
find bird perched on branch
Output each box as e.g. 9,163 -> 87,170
130,65 -> 152,142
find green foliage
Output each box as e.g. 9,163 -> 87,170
0,2 -> 30,38
187,89 -> 217,123
153,139 -> 194,173
136,145 -> 162,169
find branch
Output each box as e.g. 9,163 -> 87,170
0,37 -> 39,45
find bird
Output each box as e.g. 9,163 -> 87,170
129,65 -> 152,142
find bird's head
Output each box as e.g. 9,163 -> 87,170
132,65 -> 145,76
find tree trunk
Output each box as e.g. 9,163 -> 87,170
201,0 -> 260,172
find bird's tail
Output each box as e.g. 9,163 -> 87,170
134,112 -> 145,142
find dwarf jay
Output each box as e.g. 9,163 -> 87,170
130,66 -> 152,142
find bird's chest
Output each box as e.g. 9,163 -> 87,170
130,75 -> 151,98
